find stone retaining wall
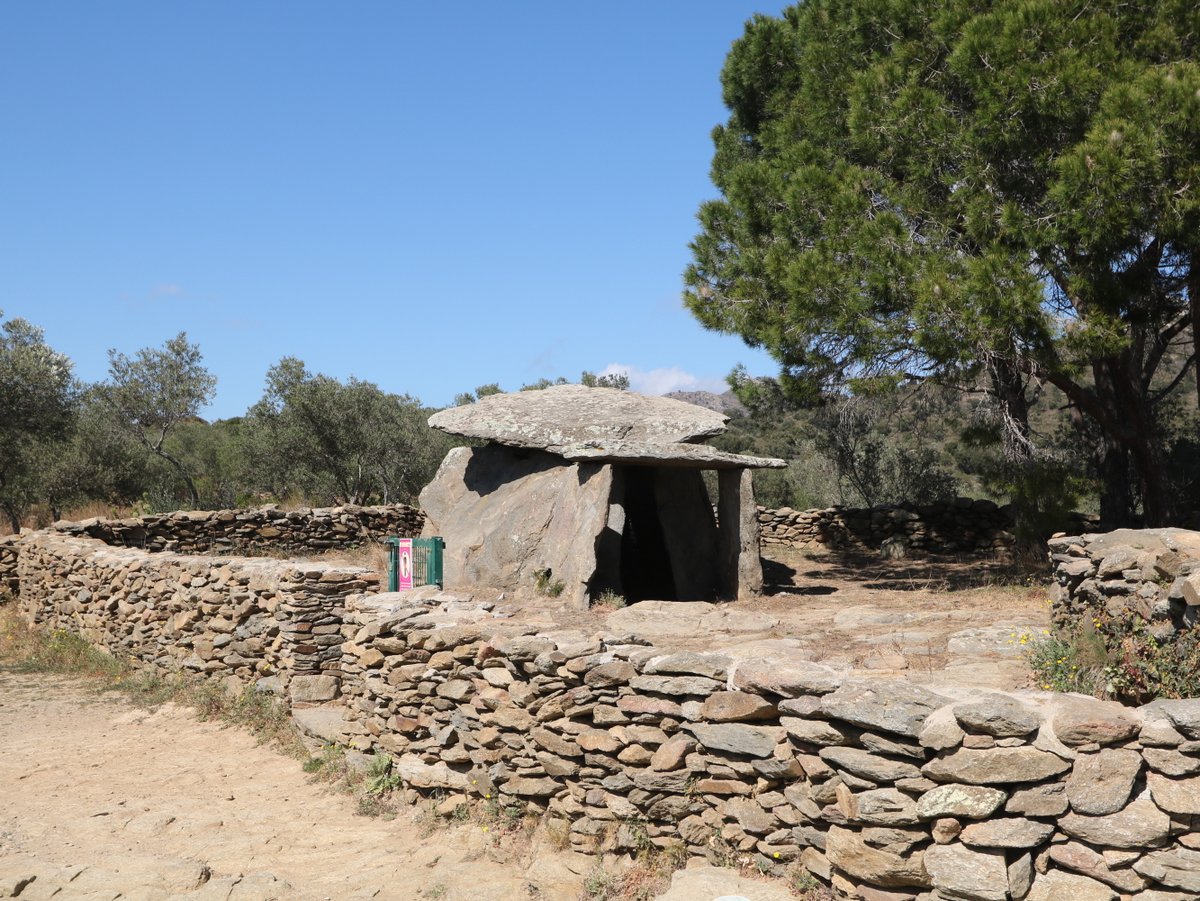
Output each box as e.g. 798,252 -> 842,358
0,535 -> 19,598
25,497 -> 1057,566
1049,528 -> 1200,641
758,499 -> 1023,557
11,532 -> 1200,900
16,532 -> 378,684
47,503 -> 424,555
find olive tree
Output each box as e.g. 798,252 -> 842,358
98,332 -> 217,507
0,311 -> 78,531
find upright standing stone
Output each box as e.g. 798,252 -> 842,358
718,467 -> 763,599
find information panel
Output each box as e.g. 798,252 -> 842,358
396,537 -> 414,590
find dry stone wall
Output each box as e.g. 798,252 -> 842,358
2,497 -> 1070,579
1049,528 -> 1200,641
0,534 -> 19,598
758,499 -> 1023,557
48,503 -> 424,555
10,531 -> 1200,900
16,532 -> 378,687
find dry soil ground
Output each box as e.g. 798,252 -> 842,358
0,671 -> 599,901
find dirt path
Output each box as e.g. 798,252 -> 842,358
0,672 -> 593,901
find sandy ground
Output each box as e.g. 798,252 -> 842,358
0,671 -> 596,901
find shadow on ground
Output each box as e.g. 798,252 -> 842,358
762,548 -> 1047,596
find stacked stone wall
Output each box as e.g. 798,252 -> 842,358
760,500 -> 1101,558
1049,529 -> 1200,642
11,533 -> 1200,899
758,498 -> 1020,557
0,534 -> 19,598
16,533 -> 378,687
48,503 -> 424,555
6,498 -> 1092,571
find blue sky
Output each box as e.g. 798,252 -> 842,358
1,2 -> 786,419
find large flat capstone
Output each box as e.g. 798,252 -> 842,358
429,384 -> 729,449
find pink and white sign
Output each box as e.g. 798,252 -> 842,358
397,538 -> 414,590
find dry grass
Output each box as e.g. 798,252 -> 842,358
0,500 -> 137,536
0,606 -> 306,758
310,541 -> 390,583
0,606 -> 129,681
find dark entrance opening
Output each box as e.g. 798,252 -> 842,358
619,467 -> 678,601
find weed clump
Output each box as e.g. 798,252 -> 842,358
594,589 -> 627,610
533,567 -> 565,598
1021,610 -> 1200,703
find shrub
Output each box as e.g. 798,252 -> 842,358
533,568 -> 565,598
594,589 -> 626,609
1024,612 -> 1200,703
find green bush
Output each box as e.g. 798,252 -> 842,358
1025,612 -> 1200,703
1019,623 -> 1107,695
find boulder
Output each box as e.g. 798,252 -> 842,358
1147,772 -> 1200,815
1066,749 -> 1142,815
288,674 -> 340,703
916,785 -> 1007,820
1133,848 -> 1200,893
699,691 -> 778,722
1048,843 -> 1148,893
953,695 -> 1040,737
1151,699 -> 1200,739
825,825 -> 932,888
848,788 -> 920,826
1006,783 -> 1068,817
686,723 -> 782,758
1060,799 -> 1171,849
1050,696 -> 1140,746
819,747 -> 922,783
958,817 -> 1055,849
1026,870 -> 1117,901
733,659 -> 845,697
418,445 -> 612,607
923,747 -> 1071,784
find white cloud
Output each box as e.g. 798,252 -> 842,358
150,282 -> 184,299
118,283 -> 187,308
600,363 -> 728,396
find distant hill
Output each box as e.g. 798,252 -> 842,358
664,390 -> 746,417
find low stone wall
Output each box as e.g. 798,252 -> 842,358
48,503 -> 424,555
16,532 -> 378,686
0,534 -> 19,599
1049,529 -> 1200,638
12,532 -> 1200,899
10,497 -> 1081,572
758,499 -> 1020,557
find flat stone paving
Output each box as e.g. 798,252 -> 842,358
495,547 -> 1050,693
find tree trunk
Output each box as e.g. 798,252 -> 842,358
160,451 -> 200,508
1090,355 -> 1172,528
990,359 -> 1033,459
988,359 -> 1041,540
1191,261 -> 1200,412
1096,438 -> 1134,529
